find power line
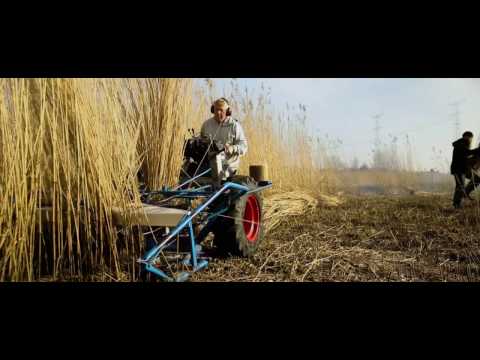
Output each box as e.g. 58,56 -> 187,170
351,119 -> 446,149
336,116 -> 452,149
315,101 -> 469,152
449,99 -> 466,138
372,113 -> 383,149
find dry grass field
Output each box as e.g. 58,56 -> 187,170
2,78 -> 476,282
192,193 -> 480,282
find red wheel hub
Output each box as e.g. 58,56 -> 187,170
243,195 -> 260,243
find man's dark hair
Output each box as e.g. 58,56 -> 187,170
463,131 -> 474,138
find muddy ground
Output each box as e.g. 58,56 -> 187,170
191,194 -> 480,282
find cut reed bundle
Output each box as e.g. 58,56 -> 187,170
263,191 -> 319,234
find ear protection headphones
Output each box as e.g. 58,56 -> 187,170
211,97 -> 232,116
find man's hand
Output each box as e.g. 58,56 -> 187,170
225,144 -> 237,156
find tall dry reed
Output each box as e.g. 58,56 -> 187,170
0,78 -> 193,281
190,79 -> 331,193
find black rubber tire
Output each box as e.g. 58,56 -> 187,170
212,176 -> 265,257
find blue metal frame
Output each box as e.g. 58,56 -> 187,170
137,173 -> 273,282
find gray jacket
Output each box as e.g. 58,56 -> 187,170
200,116 -> 248,177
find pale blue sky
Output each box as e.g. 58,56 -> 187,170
209,78 -> 480,173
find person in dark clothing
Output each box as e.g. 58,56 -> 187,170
450,131 -> 479,208
465,144 -> 480,198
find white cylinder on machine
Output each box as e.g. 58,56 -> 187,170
249,165 -> 268,182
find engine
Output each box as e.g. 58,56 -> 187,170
182,135 -> 225,179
